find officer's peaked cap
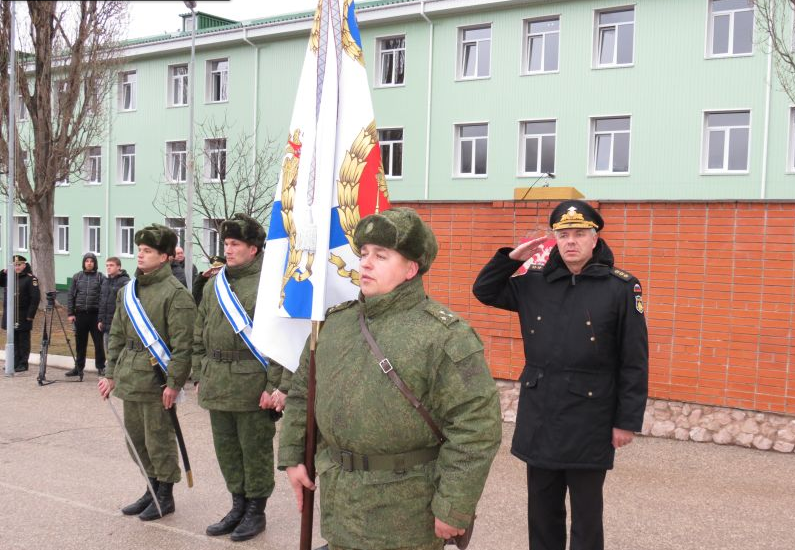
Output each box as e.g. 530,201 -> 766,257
549,200 -> 604,232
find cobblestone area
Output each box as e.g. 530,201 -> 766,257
496,380 -> 795,454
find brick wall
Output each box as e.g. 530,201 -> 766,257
399,201 -> 795,416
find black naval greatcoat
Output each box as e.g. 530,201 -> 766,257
473,239 -> 648,470
1,264 -> 40,332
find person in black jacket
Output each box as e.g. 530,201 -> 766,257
473,200 -> 648,550
66,252 -> 106,377
1,255 -> 40,372
97,257 -> 130,354
170,246 -> 198,289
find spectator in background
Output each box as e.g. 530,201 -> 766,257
0,255 -> 40,372
98,257 -> 130,354
171,246 -> 198,288
66,253 -> 106,377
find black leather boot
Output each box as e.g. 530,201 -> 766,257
121,478 -> 159,515
64,367 -> 80,377
139,481 -> 175,521
206,493 -> 247,536
229,497 -> 266,542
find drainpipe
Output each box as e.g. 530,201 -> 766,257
105,84 -> 112,267
421,0 -> 434,200
242,27 -> 260,169
760,23 -> 773,199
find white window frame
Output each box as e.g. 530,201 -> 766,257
701,110 -> 751,174
519,120 -> 557,176
787,107 -> 795,173
203,218 -> 223,258
457,25 -> 492,80
17,94 -> 27,121
169,64 -> 189,107
378,128 -> 404,179
14,216 -> 29,252
454,123 -> 489,178
84,216 -> 102,256
165,218 -> 186,248
707,0 -> 754,58
119,70 -> 137,111
117,217 -> 135,257
376,35 -> 406,87
204,138 -> 227,182
54,216 -> 69,254
86,146 -> 102,185
589,116 -> 632,176
206,58 -> 229,103
166,141 -> 188,183
119,144 -> 135,184
593,7 -> 635,68
523,17 -> 561,75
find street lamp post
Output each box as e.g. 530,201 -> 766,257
5,3 -> 16,377
183,1 -> 197,291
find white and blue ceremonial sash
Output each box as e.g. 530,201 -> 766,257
214,267 -> 269,370
123,278 -> 172,372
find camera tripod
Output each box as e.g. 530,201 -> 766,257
37,291 -> 79,385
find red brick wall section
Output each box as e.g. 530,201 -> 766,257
398,201 -> 795,416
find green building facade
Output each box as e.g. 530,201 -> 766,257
5,0 -> 793,286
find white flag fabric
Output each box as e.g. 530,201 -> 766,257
251,0 -> 391,372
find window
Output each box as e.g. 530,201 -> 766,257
119,144 -> 135,184
524,18 -> 560,74
14,216 -> 28,251
590,117 -> 631,174
166,141 -> 188,183
595,8 -> 634,67
703,111 -> 750,172
165,218 -> 186,247
85,217 -> 101,255
169,64 -> 189,107
117,218 -> 135,256
377,36 -> 405,86
459,25 -> 491,79
521,120 -> 556,175
17,94 -> 27,121
53,80 -> 69,116
119,71 -> 137,111
203,218 -> 223,257
709,0 -> 753,57
455,123 -> 488,176
55,217 -> 69,253
205,138 -> 227,181
378,128 -> 403,178
207,59 -> 229,102
86,146 -> 102,184
789,108 -> 795,172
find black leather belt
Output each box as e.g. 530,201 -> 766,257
210,349 -> 256,362
126,338 -> 146,351
327,444 -> 440,473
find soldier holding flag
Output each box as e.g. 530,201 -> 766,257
193,213 -> 291,542
98,224 -> 195,521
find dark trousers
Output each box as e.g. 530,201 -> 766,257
13,329 -> 31,369
74,311 -> 105,369
527,466 -> 607,550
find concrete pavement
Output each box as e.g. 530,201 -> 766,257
1,365 -> 794,550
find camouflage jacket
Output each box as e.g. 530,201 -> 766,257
193,251 -> 289,411
278,276 -> 502,549
106,263 -> 195,401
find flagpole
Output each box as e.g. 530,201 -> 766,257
300,320 -> 320,550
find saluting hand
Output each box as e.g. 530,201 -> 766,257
286,464 -> 315,513
508,236 -> 548,262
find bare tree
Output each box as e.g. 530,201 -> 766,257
153,116 -> 280,259
755,1 -> 795,102
0,1 -> 127,300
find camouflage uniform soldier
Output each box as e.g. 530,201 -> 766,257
98,224 -> 196,521
280,208 -> 502,550
194,214 -> 291,542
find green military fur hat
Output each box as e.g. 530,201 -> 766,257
134,223 -> 178,257
220,213 -> 266,251
353,207 -> 438,275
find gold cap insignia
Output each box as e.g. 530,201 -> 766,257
552,206 -> 599,231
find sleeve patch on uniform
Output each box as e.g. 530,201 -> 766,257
635,295 -> 644,314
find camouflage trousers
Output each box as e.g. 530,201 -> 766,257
123,400 -> 181,483
209,409 -> 276,498
329,541 -> 443,550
